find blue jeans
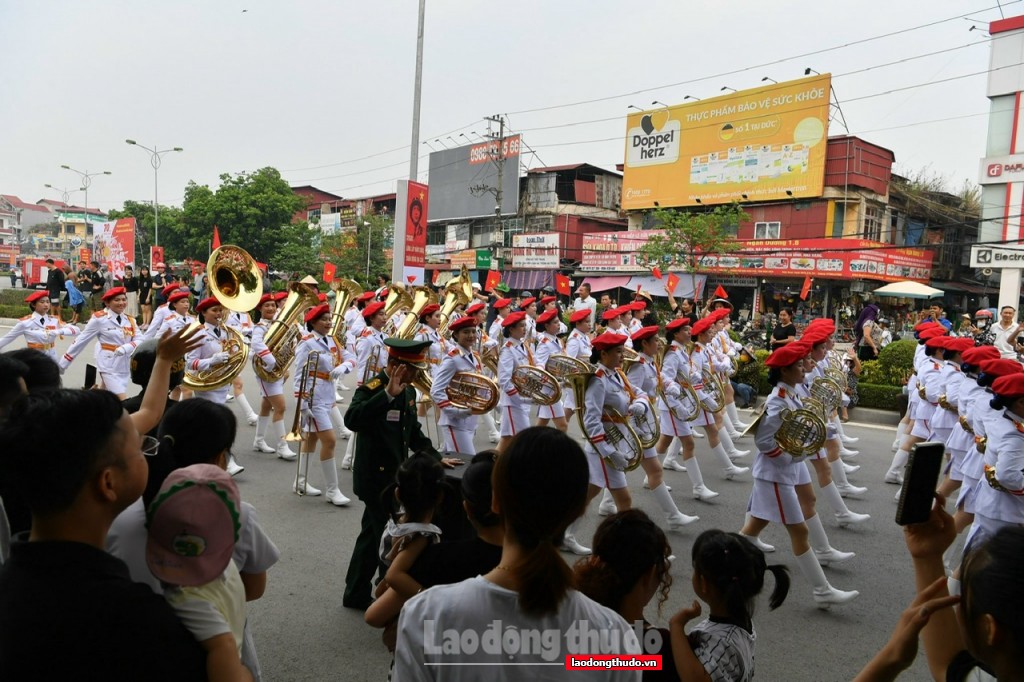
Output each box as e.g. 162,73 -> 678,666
731,380 -> 755,408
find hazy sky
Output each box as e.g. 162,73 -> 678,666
0,0 -> 1011,213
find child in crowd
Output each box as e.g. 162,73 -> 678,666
147,463 -> 251,682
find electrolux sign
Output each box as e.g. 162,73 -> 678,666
969,244 -> 1024,267
978,154 -> 1024,184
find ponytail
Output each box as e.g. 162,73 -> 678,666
692,530 -> 790,623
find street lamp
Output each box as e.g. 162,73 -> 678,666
60,165 -> 111,248
125,140 -> 183,246
44,184 -> 85,257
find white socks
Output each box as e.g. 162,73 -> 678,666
820,481 -> 851,515
235,393 -> 257,421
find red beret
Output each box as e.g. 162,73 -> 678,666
419,304 -> 440,319
357,291 -> 376,302
520,297 -> 536,308
537,309 -> 558,325
448,316 -> 478,333
710,308 -> 730,321
805,318 -> 834,330
766,343 -> 809,368
257,293 -> 274,307
592,332 -> 628,351
919,327 -> 947,341
666,317 -> 690,331
980,358 -> 1024,377
789,340 -> 813,356
494,298 -> 512,309
962,345 -> 1000,366
465,302 -> 486,315
631,325 -> 660,343
540,296 -> 556,305
802,330 -> 830,346
304,303 -> 330,324
273,291 -> 289,302
691,317 -> 714,337
925,335 -> 949,350
102,286 -> 127,302
25,291 -> 47,304
317,293 -> 328,303
570,309 -> 591,324
502,311 -> 527,328
992,373 -> 1024,399
914,321 -> 940,332
601,307 -> 622,321
362,301 -> 385,319
944,337 -> 975,354
161,284 -> 181,298
167,291 -> 190,305
630,301 -> 647,312
195,296 -> 220,313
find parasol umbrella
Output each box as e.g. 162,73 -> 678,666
871,281 -> 944,299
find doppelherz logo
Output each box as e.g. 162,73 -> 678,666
627,112 -> 681,169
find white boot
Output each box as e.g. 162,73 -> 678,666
651,483 -> 698,529
885,449 -> 909,485
795,549 -> 859,609
721,409 -> 742,439
253,416 -> 275,453
334,378 -> 345,403
321,458 -> 351,507
642,475 -> 669,491
332,406 -> 352,439
693,428 -> 706,439
892,422 -> 908,452
711,443 -> 749,479
843,461 -> 861,475
836,418 -> 858,444
482,411 -> 500,443
293,451 -> 321,496
561,519 -> 591,555
719,429 -> 750,460
598,488 -> 617,516
272,421 -> 296,461
226,453 -> 244,476
820,482 -> 871,527
235,394 -> 258,426
662,439 -> 686,471
727,402 -> 749,431
839,445 -> 860,458
341,433 -> 356,470
741,516 -> 775,552
831,460 -> 867,497
686,457 -> 719,500
807,513 -> 855,564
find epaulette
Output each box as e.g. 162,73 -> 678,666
539,337 -> 549,344
447,347 -> 460,357
1016,420 -> 1024,435
301,334 -> 313,341
779,388 -> 787,399
595,368 -> 605,378
504,341 -> 513,348
365,377 -> 383,390
93,311 -> 105,318
360,329 -> 373,337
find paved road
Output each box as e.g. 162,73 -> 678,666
15,330 -> 933,681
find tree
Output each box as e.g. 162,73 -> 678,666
635,203 -> 747,273
320,214 -> 394,289
107,200 -> 184,264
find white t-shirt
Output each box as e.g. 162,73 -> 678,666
393,576 -> 641,681
992,320 -> 1022,359
572,296 -> 597,328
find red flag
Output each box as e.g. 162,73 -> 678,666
407,275 -> 416,284
255,261 -> 267,273
484,270 -> 501,293
665,273 -> 680,295
322,262 -> 336,283
652,266 -> 663,280
431,270 -> 440,285
713,284 -> 728,300
555,273 -> 572,296
800,276 -> 813,301
212,225 -> 222,250
694,277 -> 705,301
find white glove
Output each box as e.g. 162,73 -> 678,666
628,401 -> 646,418
211,351 -> 231,365
57,358 -> 69,374
330,365 -> 350,380
666,384 -> 681,399
46,329 -> 60,340
113,346 -> 128,357
259,354 -> 277,371
606,448 -> 629,471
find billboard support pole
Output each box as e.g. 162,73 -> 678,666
394,0 -> 426,284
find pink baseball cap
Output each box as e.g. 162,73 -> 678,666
146,463 -> 241,587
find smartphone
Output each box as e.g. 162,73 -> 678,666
895,441 -> 945,525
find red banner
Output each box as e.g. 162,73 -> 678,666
79,248 -> 92,264
150,245 -> 165,270
555,273 -> 572,296
212,225 -> 222,250
404,181 -> 428,269
800,276 -> 813,300
484,269 -> 502,292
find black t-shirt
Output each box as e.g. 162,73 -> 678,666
0,541 -> 207,680
946,650 -> 995,681
152,273 -> 166,304
644,626 -> 679,682
138,275 -> 153,303
45,267 -> 64,296
90,270 -> 104,293
771,322 -> 796,346
408,536 -> 502,588
123,275 -> 138,293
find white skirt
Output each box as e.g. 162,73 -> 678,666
748,478 -> 805,525
584,445 -> 627,490
659,409 -> 693,438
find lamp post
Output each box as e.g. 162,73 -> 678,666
59,166 -> 111,249
125,141 -> 183,246
44,184 -> 85,258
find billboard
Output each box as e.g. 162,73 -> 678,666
92,217 -> 136,278
511,232 -> 560,269
622,74 -> 831,210
427,135 -> 521,221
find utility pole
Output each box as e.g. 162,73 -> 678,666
471,114 -> 508,262
393,0 -> 426,284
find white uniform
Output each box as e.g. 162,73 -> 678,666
970,408 -> 1024,547
251,318 -> 285,398
355,326 -> 388,387
748,383 -> 814,524
929,360 -> 964,446
624,351 -> 660,459
497,337 -> 532,437
226,311 -> 254,340
959,390 -> 999,514
293,332 -> 352,433
581,364 -> 632,490
627,317 -> 643,336
562,328 -> 592,411
155,311 -> 194,338
432,345 -> 481,454
534,331 -> 565,420
659,340 -> 695,438
948,373 -> 983,483
906,343 -> 929,420
691,343 -> 727,427
59,308 -> 140,395
142,303 -> 174,341
911,356 -> 944,439
186,323 -> 233,405
605,324 -> 633,349
0,311 -> 78,360
487,316 -> 504,345
344,306 -> 362,350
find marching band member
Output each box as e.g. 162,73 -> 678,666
185,297 -> 244,476
711,308 -> 750,437
519,297 -> 538,343
562,309 -> 593,424
496,310 -> 533,452
292,303 -> 355,506
153,290 -> 193,336
689,316 -> 750,478
465,302 -> 500,444
533,308 -> 568,432
355,301 -> 389,387
930,336 -> 974,496
738,342 -> 860,608
431,316 -> 482,454
250,293 -> 297,461
487,297 -> 512,342
627,301 -> 647,336
347,291 -> 375,350
58,286 -> 139,400
141,283 -> 188,341
0,291 -> 78,360
602,307 -> 633,348
222,304 -> 259,428
413,303 -> 444,423
539,295 -> 566,335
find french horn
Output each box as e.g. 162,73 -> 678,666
616,367 -> 659,449
566,370 -> 644,472
545,354 -> 593,381
445,372 -> 499,415
700,365 -> 726,413
774,407 -> 828,460
810,377 -> 844,416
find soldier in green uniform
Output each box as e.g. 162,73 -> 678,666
342,337 -> 462,609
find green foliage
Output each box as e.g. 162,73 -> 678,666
751,348 -> 771,394
875,339 -> 916,386
856,383 -> 905,410
107,200 -> 184,262
636,203 -> 748,273
320,214 -> 394,289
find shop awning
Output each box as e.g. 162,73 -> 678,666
580,276 -> 631,292
930,280 -> 999,295
581,274 -> 704,299
502,270 -> 553,291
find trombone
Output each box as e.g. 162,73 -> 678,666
288,351 -> 321,495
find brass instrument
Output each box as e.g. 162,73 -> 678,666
289,350 -> 321,496
655,342 -> 701,423
545,354 -> 593,381
397,286 -> 439,340
511,364 -> 562,405
825,367 -> 848,391
253,278 -> 320,383
739,405 -> 767,437
984,464 -> 1009,492
381,283 -> 413,336
329,278 -> 363,345
617,367 -> 660,449
362,343 -> 385,385
567,371 -> 644,472
445,372 -> 500,414
410,365 -> 433,397
438,265 -> 473,338
959,415 -> 974,434
620,347 -> 641,373
700,365 -> 726,413
774,406 -> 828,459
810,377 -> 844,416
183,245 -> 262,391
480,345 -> 499,374
918,384 -> 928,400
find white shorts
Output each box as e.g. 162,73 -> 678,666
693,406 -> 716,427
585,446 -> 627,490
99,371 -> 130,396
302,404 -> 334,434
911,418 -> 933,440
442,425 -> 476,455
748,478 -> 806,525
958,476 -> 980,514
500,405 -> 531,437
537,400 -> 565,420
643,446 -> 659,460
929,427 -> 952,447
659,409 -> 693,438
256,377 -> 285,398
948,448 -> 967,482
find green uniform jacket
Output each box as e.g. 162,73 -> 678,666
343,369 -> 440,500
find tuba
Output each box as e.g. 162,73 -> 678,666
329,278 -> 363,345
253,277 -> 321,383
183,245 -> 262,391
545,354 -> 592,381
655,343 -> 701,422
446,372 -> 499,414
381,283 -> 413,336
438,265 -> 473,338
397,286 -> 439,340
567,370 -> 644,472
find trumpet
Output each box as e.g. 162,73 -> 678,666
566,370 -> 644,472
289,351 -> 321,496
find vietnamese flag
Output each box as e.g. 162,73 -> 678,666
665,273 -> 680,295
322,262 -> 336,283
800,276 -> 813,301
713,284 -> 728,300
484,269 -> 502,293
431,270 -> 440,285
652,266 -> 663,280
555,273 -> 572,296
212,225 -> 222,250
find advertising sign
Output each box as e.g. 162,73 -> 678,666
970,243 -> 1024,266
427,135 -> 521,221
622,74 -> 831,209
581,233 -> 932,283
511,232 -> 560,269
92,217 -> 136,278
79,248 -> 92,264
979,154 -> 1024,185
0,244 -> 19,266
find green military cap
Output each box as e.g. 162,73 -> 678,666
494,282 -> 510,294
383,338 -> 431,368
